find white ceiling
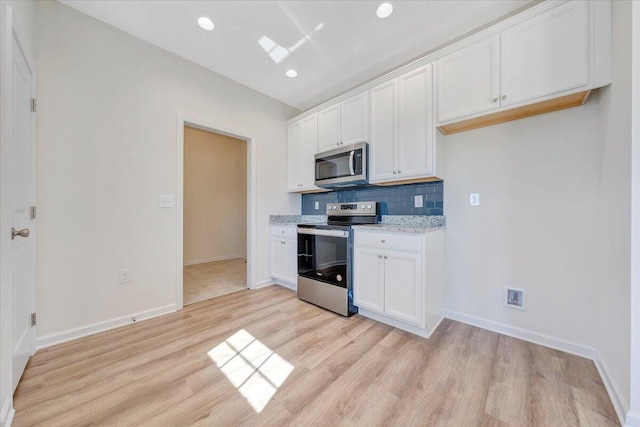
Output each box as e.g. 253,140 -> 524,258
59,0 -> 534,111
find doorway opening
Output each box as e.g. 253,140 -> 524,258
177,117 -> 255,308
183,126 -> 247,305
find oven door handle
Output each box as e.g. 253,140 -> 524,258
349,150 -> 355,176
297,228 -> 349,238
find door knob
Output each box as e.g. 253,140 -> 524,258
11,227 -> 29,240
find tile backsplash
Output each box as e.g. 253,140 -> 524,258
301,181 -> 444,215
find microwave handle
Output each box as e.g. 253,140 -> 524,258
349,150 -> 355,176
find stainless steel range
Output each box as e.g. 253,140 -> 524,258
297,202 -> 379,316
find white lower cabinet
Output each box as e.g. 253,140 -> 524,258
353,229 -> 444,337
270,226 -> 297,289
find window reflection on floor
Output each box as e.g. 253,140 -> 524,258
207,329 -> 294,413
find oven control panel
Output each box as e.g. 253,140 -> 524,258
326,201 -> 378,216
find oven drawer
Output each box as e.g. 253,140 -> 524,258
354,231 -> 422,252
271,225 -> 297,239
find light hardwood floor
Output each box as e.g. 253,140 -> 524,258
183,258 -> 247,305
13,286 -> 619,426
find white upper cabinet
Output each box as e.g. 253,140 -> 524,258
317,103 -> 341,152
436,35 -> 500,123
287,114 -> 318,192
369,78 -> 397,183
370,65 -> 436,183
340,91 -> 369,145
286,121 -> 302,192
398,64 -> 435,179
437,0 -> 596,128
500,1 -> 588,107
317,91 -> 369,153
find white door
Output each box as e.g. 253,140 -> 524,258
353,247 -> 385,313
369,78 -> 398,183
300,114 -> 318,190
283,239 -> 298,286
11,35 -> 36,391
340,92 -> 369,145
317,103 -> 341,152
384,250 -> 423,327
270,237 -> 285,281
398,64 -> 434,179
436,35 -> 500,123
500,1 -> 589,107
286,121 -> 301,191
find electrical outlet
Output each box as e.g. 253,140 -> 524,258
504,287 -> 526,310
314,201 -> 319,210
119,268 -> 131,284
469,193 -> 480,207
159,195 -> 175,208
414,195 -> 423,208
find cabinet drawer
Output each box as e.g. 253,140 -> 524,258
355,231 -> 422,252
271,226 -> 297,239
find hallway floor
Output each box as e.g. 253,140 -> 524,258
183,258 -> 246,305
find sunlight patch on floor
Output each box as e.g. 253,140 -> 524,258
207,329 -> 294,413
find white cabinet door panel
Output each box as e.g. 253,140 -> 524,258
398,64 -> 434,178
270,237 -> 285,280
341,92 -> 369,145
286,121 -> 301,191
500,1 -> 588,107
301,115 -> 318,188
284,239 -> 298,285
437,35 -> 500,123
353,247 -> 385,313
369,79 -> 398,183
317,103 -> 341,152
384,250 -> 423,327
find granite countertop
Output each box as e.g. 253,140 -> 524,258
269,215 -> 446,232
353,215 -> 446,233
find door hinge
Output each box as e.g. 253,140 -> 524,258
31,98 -> 36,112
30,206 -> 36,220
31,313 -> 36,327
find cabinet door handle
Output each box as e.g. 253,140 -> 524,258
501,95 -> 507,100
384,256 -> 388,259
378,255 -> 382,259
381,239 -> 385,243
393,171 -> 397,174
492,97 -> 498,103
397,170 -> 401,174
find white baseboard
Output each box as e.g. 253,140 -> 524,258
183,255 -> 246,266
593,348 -> 630,426
443,309 -> 627,426
273,279 -> 296,292
36,304 -> 177,350
251,279 -> 296,292
626,409 -> 640,427
252,279 -> 274,289
358,308 -> 442,339
0,397 -> 14,427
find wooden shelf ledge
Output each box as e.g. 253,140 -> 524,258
438,90 -> 592,135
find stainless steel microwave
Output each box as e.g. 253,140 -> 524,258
314,142 -> 368,188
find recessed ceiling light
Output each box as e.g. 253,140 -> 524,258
286,69 -> 298,78
376,3 -> 393,19
197,16 -> 214,31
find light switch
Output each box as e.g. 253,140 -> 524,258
159,195 -> 175,208
414,195 -> 423,208
315,201 -> 320,210
469,193 -> 480,207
